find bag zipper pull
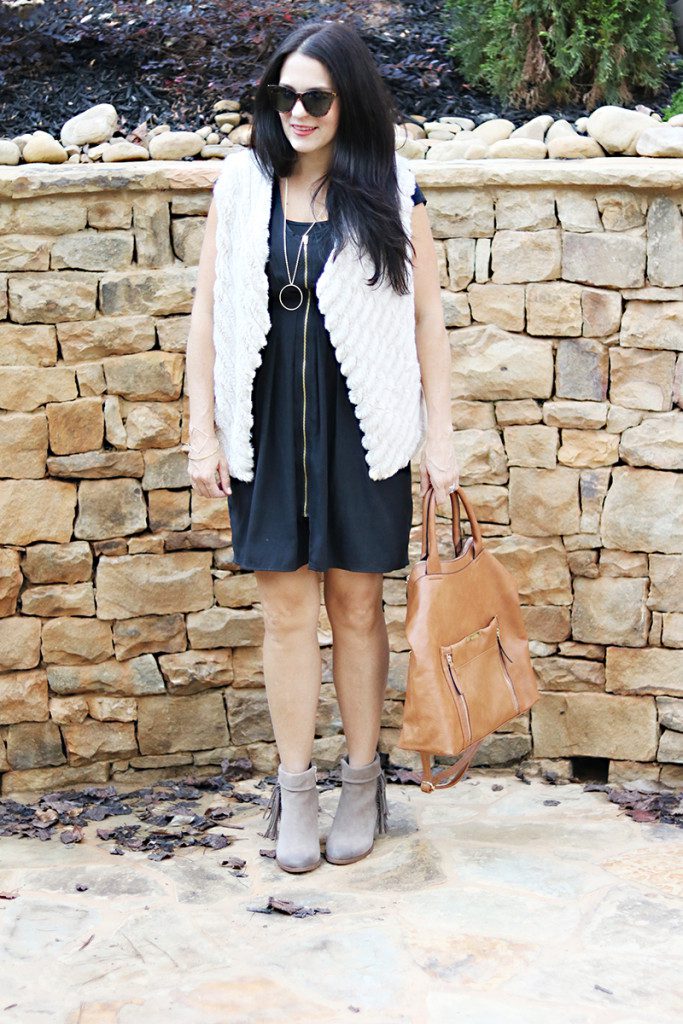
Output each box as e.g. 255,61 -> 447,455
445,651 -> 462,693
496,627 -> 513,662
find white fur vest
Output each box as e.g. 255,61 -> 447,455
211,147 -> 427,482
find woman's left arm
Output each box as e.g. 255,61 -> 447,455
411,200 -> 460,506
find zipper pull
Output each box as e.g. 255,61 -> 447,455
496,627 -> 513,662
444,650 -> 462,693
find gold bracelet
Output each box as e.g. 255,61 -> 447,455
187,427 -> 218,457
425,457 -> 456,473
183,443 -> 220,460
187,451 -> 220,461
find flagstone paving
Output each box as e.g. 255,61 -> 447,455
1,771 -> 682,1024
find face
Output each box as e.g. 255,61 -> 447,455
276,51 -> 340,156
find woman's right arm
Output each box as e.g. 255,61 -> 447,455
184,196 -> 231,498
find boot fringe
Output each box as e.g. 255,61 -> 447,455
262,780 -> 281,840
376,769 -> 389,835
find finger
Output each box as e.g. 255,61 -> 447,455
217,458 -> 232,496
431,475 -> 449,507
420,458 -> 430,491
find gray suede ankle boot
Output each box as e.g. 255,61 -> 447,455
324,751 -> 389,865
261,762 -> 322,873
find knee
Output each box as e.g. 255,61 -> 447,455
261,595 -> 319,640
326,591 -> 384,634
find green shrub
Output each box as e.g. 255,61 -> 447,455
663,85 -> 683,119
444,0 -> 675,110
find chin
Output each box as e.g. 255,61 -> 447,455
292,137 -> 325,150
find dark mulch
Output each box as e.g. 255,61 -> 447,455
1,0 -> 682,141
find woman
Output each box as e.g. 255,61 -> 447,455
184,20 -> 460,873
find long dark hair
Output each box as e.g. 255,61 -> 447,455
250,20 -> 415,295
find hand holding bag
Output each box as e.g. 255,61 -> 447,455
398,485 -> 540,792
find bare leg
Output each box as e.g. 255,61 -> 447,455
254,565 -> 322,774
323,568 -> 388,768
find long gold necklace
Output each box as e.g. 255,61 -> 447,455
278,176 -> 320,311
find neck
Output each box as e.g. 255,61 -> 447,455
291,144 -> 332,183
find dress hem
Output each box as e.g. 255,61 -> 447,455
232,557 -> 410,574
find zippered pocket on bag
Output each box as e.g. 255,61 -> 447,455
442,647 -> 473,745
440,616 -> 520,744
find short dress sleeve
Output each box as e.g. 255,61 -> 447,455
411,182 -> 427,206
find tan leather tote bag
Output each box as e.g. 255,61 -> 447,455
398,485 -> 540,792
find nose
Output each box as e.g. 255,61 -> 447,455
291,96 -> 308,119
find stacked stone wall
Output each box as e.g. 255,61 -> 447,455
0,159 -> 681,796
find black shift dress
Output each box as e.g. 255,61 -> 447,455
227,177 -> 427,574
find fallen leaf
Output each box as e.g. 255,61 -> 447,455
247,896 -> 331,918
221,856 -> 246,870
60,825 -> 84,844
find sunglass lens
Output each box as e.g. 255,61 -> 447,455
268,85 -> 296,112
304,91 -> 334,116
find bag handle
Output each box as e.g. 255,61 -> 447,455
419,743 -> 482,791
421,485 -> 483,575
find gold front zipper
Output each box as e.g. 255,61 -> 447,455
496,628 -> 520,713
302,234 -> 311,518
496,626 -> 513,663
445,651 -> 472,743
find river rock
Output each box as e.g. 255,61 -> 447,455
229,124 -> 252,146
60,104 -> 118,147
472,118 -> 515,144
487,138 -> 548,159
0,140 -> 21,165
441,117 -> 475,131
395,136 -> 426,160
148,131 -> 205,160
201,143 -> 235,159
100,142 -> 150,162
547,135 -> 605,159
546,119 -> 576,141
510,115 -> 554,140
586,105 -> 656,155
636,123 -> 683,157
22,131 -> 68,164
427,129 -> 459,141
426,136 -> 488,160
